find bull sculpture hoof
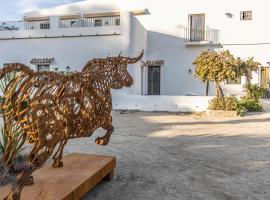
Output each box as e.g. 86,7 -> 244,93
25,176 -> 34,186
95,137 -> 109,146
5,192 -> 20,200
52,161 -> 64,168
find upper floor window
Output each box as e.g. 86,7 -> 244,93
115,18 -> 120,26
94,19 -> 102,27
240,11 -> 252,20
40,22 -> 50,29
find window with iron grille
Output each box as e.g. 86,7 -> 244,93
115,18 -> 120,26
240,11 -> 252,20
94,19 -> 102,26
148,66 -> 160,95
40,22 -> 50,29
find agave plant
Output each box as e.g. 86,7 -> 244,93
0,127 -> 7,157
0,71 -> 27,169
0,126 -> 27,169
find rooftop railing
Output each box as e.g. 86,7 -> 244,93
0,20 -> 50,31
0,16 -> 120,31
184,27 -> 220,45
0,21 -> 21,31
59,16 -> 120,28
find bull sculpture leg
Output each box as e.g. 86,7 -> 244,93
95,115 -> 114,146
5,139 -> 59,200
52,139 -> 68,168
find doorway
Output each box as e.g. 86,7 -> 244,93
260,67 -> 270,98
148,66 -> 160,95
188,14 -> 205,41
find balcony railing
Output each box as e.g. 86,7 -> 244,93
0,21 -> 21,31
0,16 -> 120,31
0,20 -> 50,31
59,16 -> 120,28
184,27 -> 220,45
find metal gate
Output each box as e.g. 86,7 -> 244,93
148,66 -> 160,95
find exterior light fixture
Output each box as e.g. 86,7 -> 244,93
66,66 -> 70,72
225,13 -> 233,18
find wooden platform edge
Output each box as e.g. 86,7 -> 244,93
65,155 -> 116,200
0,154 -> 116,200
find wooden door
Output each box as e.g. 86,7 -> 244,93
260,67 -> 270,98
260,67 -> 270,88
189,14 -> 205,41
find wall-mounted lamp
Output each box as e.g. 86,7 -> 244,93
66,66 -> 70,72
225,12 -> 233,18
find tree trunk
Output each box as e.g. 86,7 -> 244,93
205,80 -> 209,96
246,77 -> 251,85
245,75 -> 251,98
216,83 -> 224,97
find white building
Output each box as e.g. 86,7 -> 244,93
0,0 -> 270,112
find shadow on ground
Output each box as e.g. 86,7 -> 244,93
58,111 -> 270,200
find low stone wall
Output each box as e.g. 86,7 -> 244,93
206,110 -> 238,117
112,95 -> 213,112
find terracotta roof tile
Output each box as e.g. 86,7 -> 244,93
30,57 -> 54,64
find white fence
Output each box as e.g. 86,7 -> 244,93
112,95 -> 214,112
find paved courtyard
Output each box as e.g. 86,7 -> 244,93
60,111 -> 270,200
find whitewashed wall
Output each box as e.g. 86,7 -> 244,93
0,12 -> 133,72
1,0 -> 270,112
112,94 -> 213,112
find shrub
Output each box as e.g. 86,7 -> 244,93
243,83 -> 263,101
238,99 -> 263,112
209,97 -> 238,111
224,97 -> 238,111
209,97 -> 225,110
209,97 -> 246,116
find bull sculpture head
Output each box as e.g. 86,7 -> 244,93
82,50 -> 144,89
109,50 -> 144,89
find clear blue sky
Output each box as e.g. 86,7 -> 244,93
0,0 -> 83,21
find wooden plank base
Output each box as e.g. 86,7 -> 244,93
0,153 -> 116,200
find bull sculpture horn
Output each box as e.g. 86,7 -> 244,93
127,50 -> 144,64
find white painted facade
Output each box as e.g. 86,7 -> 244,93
0,0 -> 269,111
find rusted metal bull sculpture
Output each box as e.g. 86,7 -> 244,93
1,51 -> 143,200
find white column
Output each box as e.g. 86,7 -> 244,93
50,16 -> 60,30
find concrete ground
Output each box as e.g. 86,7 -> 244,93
59,111 -> 270,200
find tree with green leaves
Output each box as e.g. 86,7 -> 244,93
193,50 -> 238,97
237,57 -> 260,84
236,57 -> 261,99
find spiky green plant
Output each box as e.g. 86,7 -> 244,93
0,128 -> 7,157
0,71 -> 27,168
0,126 -> 27,168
